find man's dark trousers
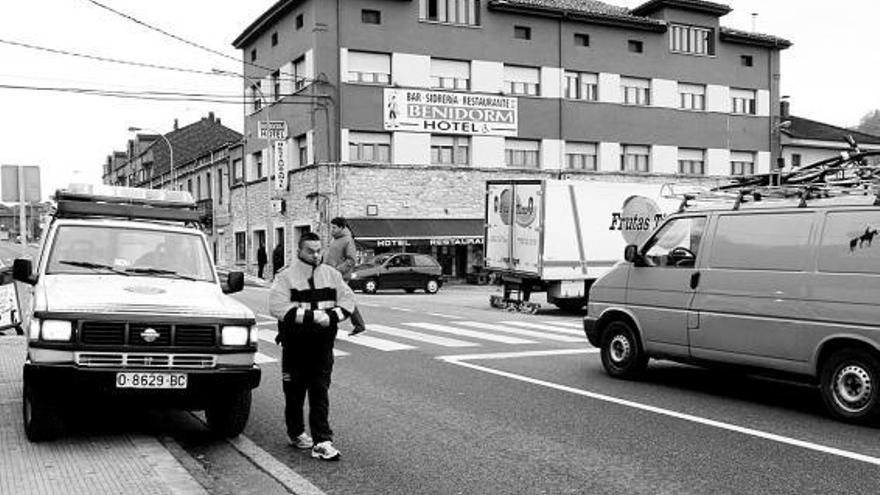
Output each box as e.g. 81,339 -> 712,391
282,354 -> 334,443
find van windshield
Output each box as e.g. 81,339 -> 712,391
46,225 -> 215,282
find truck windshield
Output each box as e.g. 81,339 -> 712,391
46,225 -> 215,282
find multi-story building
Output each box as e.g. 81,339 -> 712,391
101,114 -> 243,263
230,0 -> 791,278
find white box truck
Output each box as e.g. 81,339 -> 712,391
484,178 -> 682,312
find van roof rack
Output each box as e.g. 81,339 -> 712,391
53,184 -> 201,223
666,140 -> 880,212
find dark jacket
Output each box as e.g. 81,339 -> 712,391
257,246 -> 268,265
272,244 -> 284,272
269,257 -> 356,369
324,227 -> 357,280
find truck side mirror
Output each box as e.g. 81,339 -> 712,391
12,259 -> 36,285
624,245 -> 640,264
224,271 -> 244,294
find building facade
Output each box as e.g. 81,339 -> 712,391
101,114 -> 243,265
229,0 -> 791,278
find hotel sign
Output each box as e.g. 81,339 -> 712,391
383,89 -> 518,136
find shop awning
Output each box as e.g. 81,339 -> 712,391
348,218 -> 484,247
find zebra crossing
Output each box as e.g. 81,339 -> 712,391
252,314 -> 585,363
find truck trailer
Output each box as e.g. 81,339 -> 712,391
484,178 -> 682,312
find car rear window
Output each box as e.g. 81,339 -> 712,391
414,255 -> 439,267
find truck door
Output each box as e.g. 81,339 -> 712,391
485,182 -> 513,271
510,183 -> 542,275
627,215 -> 707,355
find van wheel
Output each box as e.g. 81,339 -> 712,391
820,349 -> 880,424
425,279 -> 440,294
22,383 -> 63,442
600,320 -> 647,379
206,390 -> 252,438
363,279 -> 378,294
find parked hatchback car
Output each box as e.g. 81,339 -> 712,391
349,253 -> 444,294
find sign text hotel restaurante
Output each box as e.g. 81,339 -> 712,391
384,89 -> 518,136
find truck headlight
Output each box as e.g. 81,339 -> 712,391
41,320 -> 73,341
221,325 -> 250,346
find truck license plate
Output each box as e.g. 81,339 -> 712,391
115,372 -> 187,389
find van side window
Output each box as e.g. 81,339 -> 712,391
642,216 -> 706,267
708,213 -> 812,271
818,211 -> 880,274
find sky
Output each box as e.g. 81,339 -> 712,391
1,0 -> 879,200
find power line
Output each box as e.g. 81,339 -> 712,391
80,0 -> 329,85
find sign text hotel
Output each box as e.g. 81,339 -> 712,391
384,89 -> 518,136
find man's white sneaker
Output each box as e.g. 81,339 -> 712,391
311,441 -> 340,461
289,432 -> 314,449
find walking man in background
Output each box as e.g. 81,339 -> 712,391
325,217 -> 367,335
270,232 -> 356,461
257,241 -> 268,279
272,240 -> 285,275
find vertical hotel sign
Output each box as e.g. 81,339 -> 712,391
384,89 -> 518,136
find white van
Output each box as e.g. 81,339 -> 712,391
584,191 -> 880,423
14,185 -> 260,441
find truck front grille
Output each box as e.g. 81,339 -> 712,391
78,321 -> 218,348
76,352 -> 216,368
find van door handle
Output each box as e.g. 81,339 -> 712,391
689,272 -> 701,290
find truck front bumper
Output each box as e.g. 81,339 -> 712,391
583,316 -> 600,347
23,362 -> 261,408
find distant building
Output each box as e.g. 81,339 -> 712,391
779,103 -> 880,168
101,114 -> 243,261
227,0 -> 792,278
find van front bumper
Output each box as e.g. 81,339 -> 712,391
23,362 -> 261,408
583,316 -> 600,347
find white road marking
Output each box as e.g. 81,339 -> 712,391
541,320 -> 583,329
428,312 -> 464,319
405,322 -> 535,344
368,324 -> 478,347
254,352 -> 277,364
390,307 -> 415,312
336,333 -> 415,351
457,321 -> 584,343
501,321 -> 584,336
440,351 -> 880,468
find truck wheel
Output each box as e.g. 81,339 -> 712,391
206,389 -> 252,438
820,349 -> 880,424
363,279 -> 378,294
600,320 -> 647,379
22,383 -> 63,442
425,279 -> 440,294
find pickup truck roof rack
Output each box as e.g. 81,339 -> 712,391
666,139 -> 880,212
52,184 -> 201,223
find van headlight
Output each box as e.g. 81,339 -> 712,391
41,320 -> 73,341
221,325 -> 250,346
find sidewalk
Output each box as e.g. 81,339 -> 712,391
0,336 -> 208,495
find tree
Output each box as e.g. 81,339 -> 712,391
856,109 -> 880,136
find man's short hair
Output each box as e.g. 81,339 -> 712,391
330,217 -> 347,228
299,232 -> 321,248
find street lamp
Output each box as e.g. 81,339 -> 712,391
128,126 -> 174,190
213,68 -> 279,278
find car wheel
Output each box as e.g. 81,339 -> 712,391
206,389 -> 252,438
22,382 -> 64,442
425,279 -> 440,294
364,279 -> 378,294
820,349 -> 880,424
600,320 -> 647,379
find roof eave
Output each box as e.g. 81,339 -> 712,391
232,0 -> 298,49
719,30 -> 792,49
488,1 -> 667,32
630,0 -> 732,17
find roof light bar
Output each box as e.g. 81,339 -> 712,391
56,183 -> 195,207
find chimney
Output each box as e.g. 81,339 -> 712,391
173,118 -> 179,130
209,111 -> 215,122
